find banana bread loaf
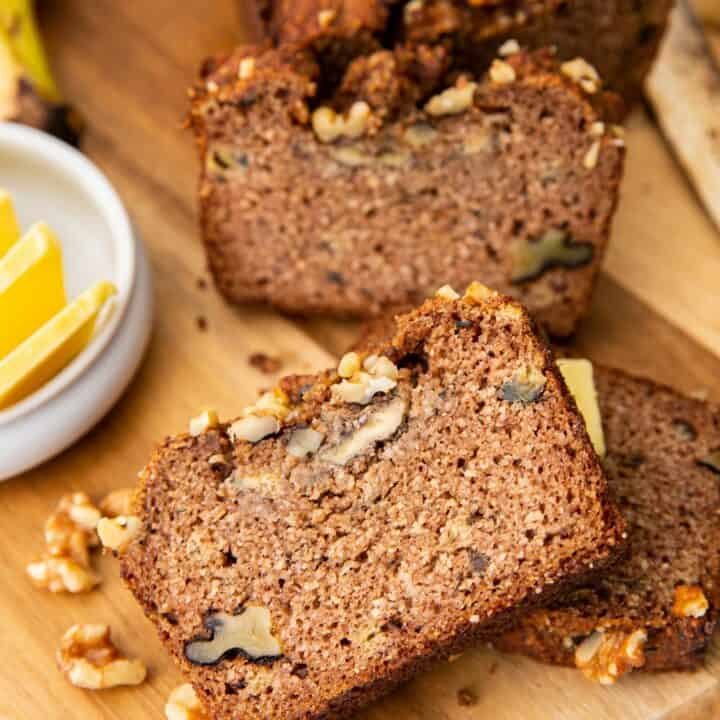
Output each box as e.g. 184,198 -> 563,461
495,367 -> 720,682
258,0 -> 673,109
120,284 -> 625,719
190,46 -> 624,336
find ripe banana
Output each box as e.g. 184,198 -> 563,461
0,0 -> 82,144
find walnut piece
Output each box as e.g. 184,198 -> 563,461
424,81 -> 477,116
97,515 -> 142,555
238,57 -> 255,80
672,585 -> 709,618
26,555 -> 100,593
320,396 -> 407,466
189,409 -> 219,437
560,58 -> 601,94
99,487 -> 135,518
510,228 -> 594,283
45,492 -> 101,566
574,629 -> 646,684
583,140 -> 601,170
498,39 -> 520,57
501,364 -> 546,404
166,683 -> 209,720
228,388 -> 290,443
331,353 -> 399,406
489,59 -> 516,84
435,284 -> 460,300
184,607 -> 283,666
287,427 -> 325,458
57,624 -> 147,689
312,101 -> 371,143
463,281 -> 497,304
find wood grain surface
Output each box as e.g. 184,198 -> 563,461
1,2 -> 719,718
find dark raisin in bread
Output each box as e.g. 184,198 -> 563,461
189,47 -> 624,336
120,284 -> 625,719
495,366 -> 720,683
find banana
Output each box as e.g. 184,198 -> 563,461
0,0 -> 82,145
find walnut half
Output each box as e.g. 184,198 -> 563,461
184,607 -> 283,666
510,229 -> 594,284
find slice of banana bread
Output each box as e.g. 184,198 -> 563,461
120,284 -> 625,720
189,47 -> 624,336
495,367 -> 720,682
258,0 -> 673,110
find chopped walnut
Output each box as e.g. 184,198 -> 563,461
321,396 -> 407,465
560,58 -> 601,94
99,487 -> 135,518
489,59 -> 516,84
238,57 -> 255,80
189,409 -> 219,437
228,388 -> 290,443
312,101 -> 371,143
574,629 -> 647,684
424,81 -> 477,116
464,281 -> 497,303
590,121 -> 605,138
45,492 -> 101,566
57,624 -> 147,689
317,8 -> 336,28
435,284 -> 460,300
26,555 -> 100,593
583,141 -> 601,169
331,353 -> 399,405
498,39 -> 520,57
166,683 -> 209,720
287,427 -> 325,458
97,516 -> 142,555
672,585 -> 709,618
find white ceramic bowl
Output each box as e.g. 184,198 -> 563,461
0,123 -> 153,480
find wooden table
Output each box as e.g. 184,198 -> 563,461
1,2 -> 719,718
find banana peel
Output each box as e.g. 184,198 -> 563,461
0,0 -> 82,145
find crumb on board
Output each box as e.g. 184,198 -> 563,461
197,277 -> 207,290
248,352 -> 283,374
456,687 -> 479,707
196,316 -> 208,332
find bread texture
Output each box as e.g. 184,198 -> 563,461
190,47 -> 624,336
495,367 -> 720,678
258,0 -> 673,109
120,286 -> 625,719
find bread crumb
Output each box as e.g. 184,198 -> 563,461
196,316 -> 208,332
456,687 -> 478,706
249,353 -> 283,375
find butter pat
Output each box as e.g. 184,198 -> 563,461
557,358 -> 606,457
0,190 -> 20,257
0,222 -> 66,358
0,281 -> 116,409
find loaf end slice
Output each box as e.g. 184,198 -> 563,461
495,367 -> 720,682
121,284 -> 625,719
190,46 -> 625,336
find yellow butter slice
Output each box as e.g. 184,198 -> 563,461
0,189 -> 20,258
0,280 -> 116,409
0,222 -> 67,358
557,358 -> 606,457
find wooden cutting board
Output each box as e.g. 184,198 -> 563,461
1,2 -> 719,718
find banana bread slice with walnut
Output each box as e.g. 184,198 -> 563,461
189,46 -> 624,336
120,284 -> 625,720
495,367 -> 720,682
